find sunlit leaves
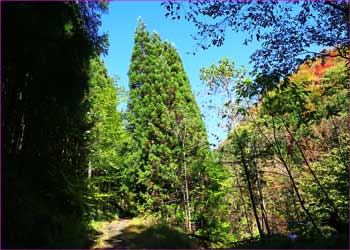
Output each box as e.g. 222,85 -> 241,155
163,1 -> 349,79
85,58 -> 129,219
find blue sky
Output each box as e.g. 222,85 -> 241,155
100,1 -> 260,147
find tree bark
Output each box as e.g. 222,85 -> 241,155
271,121 -> 324,237
256,165 -> 271,235
180,124 -> 191,232
249,114 -> 324,236
236,132 -> 264,239
283,122 -> 343,225
231,162 -> 254,238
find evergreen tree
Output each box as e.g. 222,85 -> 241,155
85,58 -> 129,219
126,20 -> 224,236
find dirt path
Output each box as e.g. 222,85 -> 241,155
93,219 -> 131,249
92,218 -> 200,249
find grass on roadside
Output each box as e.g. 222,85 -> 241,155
116,217 -> 201,249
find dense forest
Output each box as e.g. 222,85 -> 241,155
2,1 -> 349,249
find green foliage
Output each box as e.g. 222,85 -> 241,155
203,55 -> 348,246
85,58 -> 130,219
126,20 -> 228,245
4,3 -> 348,248
163,1 -> 349,78
298,149 -> 348,237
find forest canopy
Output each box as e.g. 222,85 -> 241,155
2,1 -> 349,249
163,1 -> 349,83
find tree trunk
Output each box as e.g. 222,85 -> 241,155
252,142 -> 271,235
184,156 -> 191,232
283,122 -> 343,226
271,121 -> 324,237
180,124 -> 191,232
250,115 -> 324,237
236,133 -> 264,239
257,168 -> 271,235
291,188 -> 301,222
232,163 -> 254,238
88,161 -> 92,189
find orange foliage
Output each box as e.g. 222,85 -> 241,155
291,49 -> 345,82
314,62 -> 333,77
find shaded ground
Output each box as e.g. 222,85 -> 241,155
92,218 -> 132,249
230,233 -> 349,249
92,218 -> 200,249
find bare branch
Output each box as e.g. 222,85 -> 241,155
325,1 -> 348,14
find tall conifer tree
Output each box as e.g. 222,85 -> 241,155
126,20 -> 224,234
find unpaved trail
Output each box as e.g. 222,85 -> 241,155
92,218 -> 200,249
93,219 -> 131,249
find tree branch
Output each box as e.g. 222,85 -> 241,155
325,1 -> 347,14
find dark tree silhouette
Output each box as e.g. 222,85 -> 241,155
2,2 -> 107,247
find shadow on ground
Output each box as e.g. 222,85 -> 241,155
103,223 -> 200,249
230,233 -> 349,249
86,227 -> 104,248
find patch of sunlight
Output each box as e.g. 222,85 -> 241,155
90,220 -> 105,231
119,218 -> 200,249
